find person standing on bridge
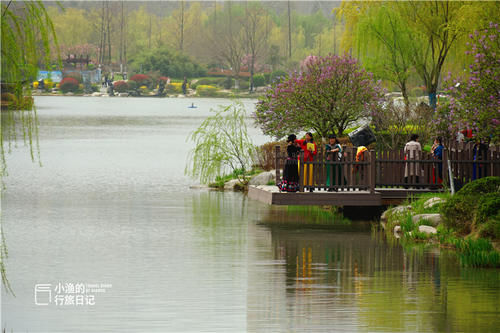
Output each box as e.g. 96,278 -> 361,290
325,134 -> 343,191
431,137 -> 444,184
296,132 -> 317,192
404,134 -> 422,187
278,134 -> 300,192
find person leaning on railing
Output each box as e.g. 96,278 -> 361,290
431,137 -> 444,184
325,134 -> 343,192
404,134 -> 422,187
296,132 -> 317,192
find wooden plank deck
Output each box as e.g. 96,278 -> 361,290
248,185 -> 382,206
249,186 -> 444,206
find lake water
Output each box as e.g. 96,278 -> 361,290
1,96 -> 499,332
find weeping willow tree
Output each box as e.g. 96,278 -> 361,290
1,0 -> 59,177
186,101 -> 256,184
355,4 -> 414,108
1,0 -> 59,294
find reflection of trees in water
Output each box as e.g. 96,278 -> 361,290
188,191 -> 246,255
259,205 -> 352,227
1,225 -> 14,295
265,226 -> 500,332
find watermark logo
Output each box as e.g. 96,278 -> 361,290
34,282 -> 112,306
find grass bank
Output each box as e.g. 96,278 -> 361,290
382,177 -> 500,268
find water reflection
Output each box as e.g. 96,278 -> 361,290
249,208 -> 500,332
2,97 -> 499,332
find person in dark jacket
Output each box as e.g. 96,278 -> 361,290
278,134 -> 300,192
431,137 -> 444,184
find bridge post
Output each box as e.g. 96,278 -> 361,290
442,148 -> 449,187
299,150 -> 305,192
275,145 -> 281,185
369,150 -> 376,193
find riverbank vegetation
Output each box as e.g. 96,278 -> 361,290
185,101 -> 256,185
382,177 -> 500,268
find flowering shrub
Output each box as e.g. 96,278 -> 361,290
129,74 -> 152,88
254,53 -> 384,139
44,80 -> 54,90
196,85 -> 218,97
438,22 -> 500,142
113,80 -> 129,93
59,77 -> 79,93
63,72 -> 82,83
167,82 -> 184,93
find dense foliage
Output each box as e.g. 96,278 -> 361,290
59,77 -> 79,93
129,47 -> 206,79
440,177 -> 500,238
438,23 -> 500,142
113,80 -> 129,93
254,54 -> 384,139
186,102 -> 255,184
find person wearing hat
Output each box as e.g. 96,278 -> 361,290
325,134 -> 343,191
278,134 -> 301,192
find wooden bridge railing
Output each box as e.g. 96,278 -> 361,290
274,144 -> 500,193
274,146 -> 375,192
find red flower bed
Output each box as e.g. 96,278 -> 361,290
59,77 -> 79,93
113,80 -> 129,93
129,74 -> 152,87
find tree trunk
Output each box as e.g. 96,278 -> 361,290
180,0 -> 184,51
148,15 -> 152,49
120,1 -> 123,66
401,81 -> 410,109
107,2 -> 111,65
287,0 -> 292,59
249,55 -> 255,92
99,1 -> 105,64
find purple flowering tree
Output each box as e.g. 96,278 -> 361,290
439,22 -> 500,142
254,54 -> 384,139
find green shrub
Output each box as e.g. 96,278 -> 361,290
127,80 -> 138,91
238,80 -> 249,90
270,70 -> 288,83
253,74 -> 266,87
481,214 -> 500,239
264,73 -> 271,84
196,85 -> 218,97
441,177 -> 500,236
457,176 -> 500,196
223,77 -> 233,89
476,193 -> 500,224
440,195 -> 476,234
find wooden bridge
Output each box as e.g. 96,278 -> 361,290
249,142 -> 500,206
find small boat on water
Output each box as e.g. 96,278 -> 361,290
188,103 -> 197,109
